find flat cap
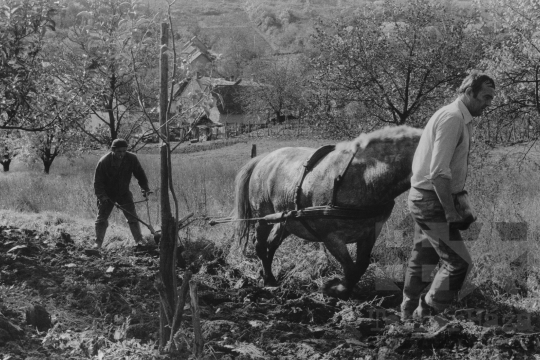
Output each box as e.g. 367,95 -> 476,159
111,138 -> 128,148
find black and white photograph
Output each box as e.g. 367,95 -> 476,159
0,0 -> 539,359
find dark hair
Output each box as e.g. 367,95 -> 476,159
458,71 -> 496,97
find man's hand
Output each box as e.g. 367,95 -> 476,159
431,177 -> 461,223
98,196 -> 113,206
141,189 -> 153,198
445,210 -> 463,224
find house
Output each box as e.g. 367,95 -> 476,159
171,75 -> 268,129
180,36 -> 218,76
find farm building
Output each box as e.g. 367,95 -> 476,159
171,75 -> 268,127
179,36 -> 219,76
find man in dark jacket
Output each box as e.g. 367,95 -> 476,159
93,138 -> 151,249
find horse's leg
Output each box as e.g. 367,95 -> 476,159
323,224 -> 381,299
323,237 -> 357,299
266,222 -> 290,279
254,221 -> 276,286
355,225 -> 379,279
256,222 -> 290,287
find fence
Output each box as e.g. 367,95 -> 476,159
220,119 -> 323,139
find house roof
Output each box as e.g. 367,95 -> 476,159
172,78 -> 191,99
180,36 -> 217,65
187,50 -> 214,64
174,76 -> 270,116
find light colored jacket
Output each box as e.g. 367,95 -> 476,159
411,99 -> 473,194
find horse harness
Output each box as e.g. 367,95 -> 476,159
261,144 -> 395,239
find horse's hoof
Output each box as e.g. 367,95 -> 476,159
259,269 -> 279,287
323,278 -> 351,300
264,278 -> 279,288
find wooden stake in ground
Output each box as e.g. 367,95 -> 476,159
190,280 -> 204,358
158,21 -> 177,349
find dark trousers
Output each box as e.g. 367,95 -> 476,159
95,191 -> 140,227
95,191 -> 143,246
401,187 -> 472,313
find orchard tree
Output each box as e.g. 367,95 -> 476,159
0,0 -> 59,131
480,0 -> 540,144
239,57 -> 306,123
61,0 -> 159,146
308,0 -> 485,133
0,131 -> 21,172
18,71 -> 88,174
214,28 -> 262,78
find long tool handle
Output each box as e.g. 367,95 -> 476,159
114,202 -> 155,234
144,198 -> 156,235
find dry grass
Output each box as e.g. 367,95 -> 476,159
1,138 -> 539,311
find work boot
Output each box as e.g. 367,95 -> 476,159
412,294 -> 438,319
94,222 -> 108,249
400,299 -> 418,321
128,222 -> 144,245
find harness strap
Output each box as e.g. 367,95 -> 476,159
332,146 -> 359,207
294,145 -> 336,210
299,218 -> 321,240
290,143 -> 393,239
262,202 -> 395,224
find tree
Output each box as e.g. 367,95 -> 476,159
20,124 -> 85,174
0,131 -> 21,172
0,0 -> 59,131
214,28 -> 264,78
18,78 -> 87,174
239,57 -> 306,123
480,0 -> 540,144
60,0 -> 159,146
308,0 -> 484,134
5,28 -> 88,174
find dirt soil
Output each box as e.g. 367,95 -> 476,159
1,224 -> 540,359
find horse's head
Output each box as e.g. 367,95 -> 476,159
336,125 -> 423,203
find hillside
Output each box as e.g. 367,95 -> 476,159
145,0 -> 477,54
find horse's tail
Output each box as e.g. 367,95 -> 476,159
232,155 -> 263,251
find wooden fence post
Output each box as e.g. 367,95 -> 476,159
251,144 -> 257,158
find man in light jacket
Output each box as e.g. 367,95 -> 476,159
401,72 -> 496,319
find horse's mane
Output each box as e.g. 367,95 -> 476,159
335,125 -> 423,153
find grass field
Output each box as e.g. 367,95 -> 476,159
1,136 -> 539,312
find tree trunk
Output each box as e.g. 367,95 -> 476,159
1,159 -> 10,172
41,149 -> 57,174
43,161 -> 52,174
158,22 -> 176,350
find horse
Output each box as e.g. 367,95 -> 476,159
232,125 -> 423,299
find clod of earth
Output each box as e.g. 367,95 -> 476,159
25,304 -> 52,332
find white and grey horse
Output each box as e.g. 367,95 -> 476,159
232,125 -> 423,299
